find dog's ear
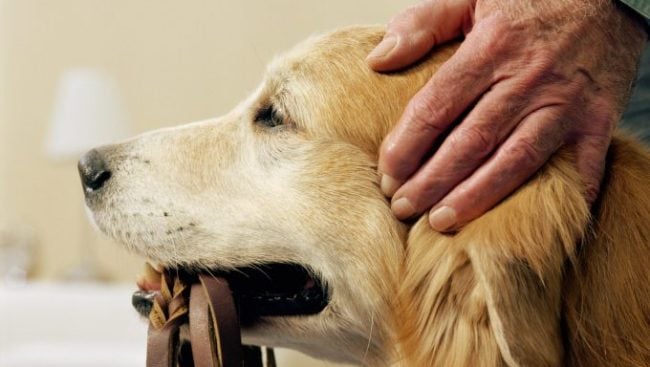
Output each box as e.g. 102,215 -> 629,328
396,150 -> 590,367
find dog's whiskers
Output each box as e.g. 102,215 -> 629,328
361,311 -> 374,365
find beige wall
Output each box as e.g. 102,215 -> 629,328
0,0 -> 412,281
0,2 -> 7,210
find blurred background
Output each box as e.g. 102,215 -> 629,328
1,1 -> 647,367
0,1 -> 413,366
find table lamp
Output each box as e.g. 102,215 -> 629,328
45,68 -> 132,280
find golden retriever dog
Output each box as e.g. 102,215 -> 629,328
78,27 -> 650,366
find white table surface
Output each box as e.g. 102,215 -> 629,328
0,282 -> 349,367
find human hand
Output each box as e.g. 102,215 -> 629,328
367,0 -> 647,232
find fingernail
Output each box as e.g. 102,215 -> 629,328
380,175 -> 401,197
392,197 -> 416,219
367,35 -> 397,60
429,206 -> 457,232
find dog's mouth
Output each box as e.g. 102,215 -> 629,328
133,263 -> 329,325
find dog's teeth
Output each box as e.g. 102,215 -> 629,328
149,262 -> 164,272
144,262 -> 161,278
137,262 -> 163,291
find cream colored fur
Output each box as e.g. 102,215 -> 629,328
85,27 -> 650,366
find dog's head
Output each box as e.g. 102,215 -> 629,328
80,26 -> 455,365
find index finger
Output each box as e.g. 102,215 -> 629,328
379,23 -> 505,195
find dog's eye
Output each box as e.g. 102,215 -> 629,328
254,105 -> 284,128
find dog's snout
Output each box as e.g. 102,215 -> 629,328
78,149 -> 112,193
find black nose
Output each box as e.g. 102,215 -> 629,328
78,149 -> 112,193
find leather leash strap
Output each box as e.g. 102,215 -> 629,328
147,273 -> 189,367
146,272 -> 274,367
189,275 -> 243,366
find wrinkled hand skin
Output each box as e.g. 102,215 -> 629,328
367,0 -> 647,232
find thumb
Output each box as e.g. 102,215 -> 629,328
367,0 -> 474,72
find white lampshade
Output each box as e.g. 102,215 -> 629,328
45,68 -> 131,160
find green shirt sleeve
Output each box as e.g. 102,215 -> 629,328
619,0 -> 650,25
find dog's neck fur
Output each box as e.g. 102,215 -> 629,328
305,29 -> 581,366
